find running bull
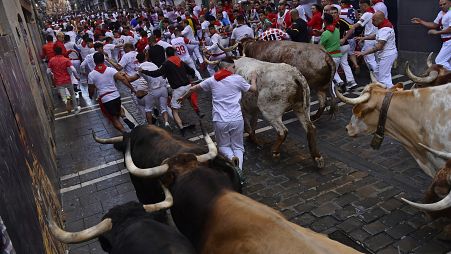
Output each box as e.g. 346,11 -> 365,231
92,125 -> 242,205
219,39 -> 336,121
406,52 -> 451,87
48,201 -> 196,254
204,56 -> 323,167
335,83 -> 451,177
125,136 -> 362,253
402,145 -> 451,240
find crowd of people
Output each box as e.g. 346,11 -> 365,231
41,0 -> 451,170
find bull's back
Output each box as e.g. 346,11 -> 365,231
201,191 -> 361,254
245,41 -> 333,90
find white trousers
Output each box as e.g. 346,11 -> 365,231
335,44 -> 356,84
137,86 -> 169,113
182,56 -> 202,80
57,83 -> 78,109
70,59 -> 81,85
436,40 -> 451,71
187,44 -> 204,64
213,120 -> 245,169
332,57 -> 341,96
362,40 -> 378,73
375,53 -> 397,88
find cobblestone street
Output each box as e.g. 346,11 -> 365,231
54,72 -> 451,254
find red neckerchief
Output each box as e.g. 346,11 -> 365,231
372,0 -> 383,3
81,41 -> 87,47
214,69 -> 233,81
95,64 -> 107,73
325,25 -> 336,33
378,19 -> 393,29
156,37 -> 161,42
128,31 -> 134,37
333,19 -> 339,27
168,56 -> 182,67
366,7 -> 376,14
341,4 -> 351,8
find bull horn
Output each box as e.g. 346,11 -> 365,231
406,63 -> 439,84
334,85 -> 371,105
125,140 -> 169,177
92,130 -> 123,144
203,56 -> 220,65
217,42 -> 238,52
143,182 -> 173,212
370,71 -> 378,83
48,210 -> 112,243
427,52 -> 433,68
418,143 -> 451,160
401,191 -> 451,211
196,128 -> 218,163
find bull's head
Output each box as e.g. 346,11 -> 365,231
334,84 -> 386,137
405,52 -> 451,87
401,144 -> 451,213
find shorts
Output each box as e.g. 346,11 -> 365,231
103,97 -> 121,117
170,84 -> 191,109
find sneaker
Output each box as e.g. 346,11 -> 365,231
123,118 -> 135,129
73,106 -> 81,115
346,82 -> 358,90
231,156 -> 240,167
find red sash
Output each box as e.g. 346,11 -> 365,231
98,91 -> 116,122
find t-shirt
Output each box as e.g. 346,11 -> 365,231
103,43 -> 116,58
259,28 -> 290,41
119,51 -> 139,76
319,28 -> 342,58
199,74 -> 250,122
65,31 -> 77,43
357,11 -> 377,37
139,61 -> 167,90
48,55 -> 73,86
434,10 -> 451,40
171,37 -> 190,60
182,25 -> 196,41
376,27 -> 397,58
231,25 -> 255,41
88,67 -> 120,103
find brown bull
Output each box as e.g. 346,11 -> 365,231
402,145 -> 451,240
335,83 -> 451,177
219,39 -> 336,121
406,52 -> 451,87
126,140 -> 362,253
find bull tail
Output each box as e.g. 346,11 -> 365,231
325,54 -> 338,117
293,71 -> 310,111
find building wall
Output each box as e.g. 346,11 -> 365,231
396,0 -> 443,73
0,0 -> 64,253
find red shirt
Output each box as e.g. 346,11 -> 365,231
136,37 -> 148,53
41,42 -> 56,61
53,40 -> 68,57
307,12 -> 323,36
267,13 -> 278,28
48,55 -> 73,86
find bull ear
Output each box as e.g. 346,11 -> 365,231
160,171 -> 176,187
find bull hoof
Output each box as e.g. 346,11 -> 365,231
272,152 -> 280,158
315,156 -> 325,169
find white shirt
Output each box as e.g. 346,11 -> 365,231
139,61 -> 167,90
103,43 -> 116,58
88,67 -> 120,103
376,27 -> 397,58
181,25 -> 196,41
374,2 -> 388,18
79,44 -> 94,60
118,51 -> 139,76
81,52 -> 96,73
357,12 -> 377,37
434,10 -> 451,39
231,24 -> 254,41
207,33 -> 224,55
65,31 -> 77,43
171,37 -> 191,60
64,42 -> 79,60
157,40 -> 172,49
200,74 -> 250,122
295,5 -> 308,22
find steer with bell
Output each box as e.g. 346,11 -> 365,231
335,83 -> 451,177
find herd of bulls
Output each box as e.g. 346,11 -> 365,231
48,41 -> 450,253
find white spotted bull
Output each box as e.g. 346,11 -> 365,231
204,56 -> 323,168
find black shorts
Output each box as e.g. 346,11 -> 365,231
103,97 -> 121,117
